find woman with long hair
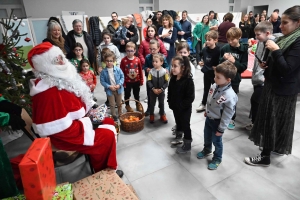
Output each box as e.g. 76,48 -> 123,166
239,14 -> 251,43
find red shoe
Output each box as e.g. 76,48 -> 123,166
160,114 -> 168,124
150,115 -> 155,123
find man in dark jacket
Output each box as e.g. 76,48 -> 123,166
107,12 -> 122,45
65,19 -> 95,67
269,12 -> 281,33
178,10 -> 191,41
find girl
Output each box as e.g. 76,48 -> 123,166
239,14 -> 251,44
70,42 -> 90,72
100,51 -> 124,121
143,18 -> 153,38
176,42 -> 195,77
192,15 -> 209,69
79,59 -> 97,92
260,14 -> 266,22
97,30 -> 121,72
158,14 -> 177,66
168,56 -> 195,153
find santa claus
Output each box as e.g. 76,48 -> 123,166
28,42 -> 123,176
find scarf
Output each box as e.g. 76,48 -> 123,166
276,27 -> 300,51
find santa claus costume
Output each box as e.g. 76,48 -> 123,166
28,42 -> 118,173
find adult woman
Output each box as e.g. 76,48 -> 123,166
143,18 -> 153,38
192,15 -> 209,69
158,14 -> 177,65
218,12 -> 236,48
138,25 -> 167,66
250,13 -> 260,38
245,5 -> 300,166
260,14 -> 266,22
65,19 -> 95,68
239,14 -> 251,43
43,20 -> 66,54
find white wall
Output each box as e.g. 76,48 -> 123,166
23,0 -> 139,18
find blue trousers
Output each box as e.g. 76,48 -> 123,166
204,117 -> 223,161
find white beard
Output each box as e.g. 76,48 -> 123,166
33,64 -> 95,111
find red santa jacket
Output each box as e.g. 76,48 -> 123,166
120,56 -> 144,86
30,79 -> 95,146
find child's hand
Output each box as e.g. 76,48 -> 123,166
146,68 -> 151,73
227,55 -> 235,63
212,66 -> 216,70
109,86 -> 116,91
215,131 -> 222,136
223,53 -> 230,60
199,61 -> 204,66
129,31 -> 134,35
115,85 -> 120,89
259,62 -> 268,69
157,89 -> 162,94
98,67 -> 103,73
204,112 -> 207,117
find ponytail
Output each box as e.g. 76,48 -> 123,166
172,55 -> 192,78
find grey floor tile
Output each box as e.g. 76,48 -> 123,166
293,130 -> 300,141
291,138 -> 300,159
251,155 -> 300,199
131,163 -> 217,200
117,128 -> 152,150
116,139 -> 176,182
208,168 -> 296,200
174,144 -> 245,188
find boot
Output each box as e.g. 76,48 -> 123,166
171,131 -> 183,145
136,103 -> 143,112
125,105 -> 134,112
176,138 -> 193,154
150,115 -> 155,123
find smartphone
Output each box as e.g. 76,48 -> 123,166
255,54 -> 263,64
168,30 -> 173,33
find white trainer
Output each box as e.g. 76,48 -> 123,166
196,104 -> 206,112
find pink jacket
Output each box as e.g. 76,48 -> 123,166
138,37 -> 168,66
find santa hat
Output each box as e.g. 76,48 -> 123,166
27,42 -> 63,70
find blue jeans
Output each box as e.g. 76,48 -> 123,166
204,117 -> 223,161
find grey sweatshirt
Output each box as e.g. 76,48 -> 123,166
97,42 -> 121,67
206,83 -> 238,133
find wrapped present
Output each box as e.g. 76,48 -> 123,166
86,104 -> 108,124
2,194 -> 26,200
73,168 -> 139,200
19,138 -> 56,200
52,183 -> 73,200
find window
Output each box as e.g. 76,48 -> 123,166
139,0 -> 153,3
229,0 -> 234,3
229,6 -> 234,12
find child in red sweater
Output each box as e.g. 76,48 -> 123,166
120,42 -> 143,112
79,59 -> 97,92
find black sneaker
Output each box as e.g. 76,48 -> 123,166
271,150 -> 284,156
113,116 -> 118,121
244,154 -> 270,167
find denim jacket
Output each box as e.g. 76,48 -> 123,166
100,66 -> 124,96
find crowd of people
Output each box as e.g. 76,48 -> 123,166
27,5 -> 300,173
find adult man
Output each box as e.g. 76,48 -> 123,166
27,42 -> 123,176
273,9 -> 281,20
249,11 -> 254,23
178,10 -> 191,41
152,11 -> 162,30
269,12 -> 281,33
218,12 -> 235,48
107,12 -> 122,44
208,11 -> 218,31
65,19 -> 95,68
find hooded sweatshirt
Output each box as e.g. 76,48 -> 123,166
219,43 -> 248,86
97,42 -> 121,67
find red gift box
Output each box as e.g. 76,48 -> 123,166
19,138 -> 56,200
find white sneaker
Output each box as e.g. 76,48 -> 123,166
245,123 -> 253,131
175,40 -> 179,44
181,38 -> 186,42
196,65 -> 201,70
196,104 -> 205,112
144,98 -> 148,103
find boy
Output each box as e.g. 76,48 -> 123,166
174,15 -> 184,43
147,53 -> 169,123
219,27 -> 248,129
197,61 -> 238,170
120,42 -> 143,112
144,39 -> 169,116
244,21 -> 274,130
196,30 -> 221,113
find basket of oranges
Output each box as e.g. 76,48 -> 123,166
119,99 -> 145,132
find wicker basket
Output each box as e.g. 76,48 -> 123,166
119,99 -> 145,132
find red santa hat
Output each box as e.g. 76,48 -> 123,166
27,42 -> 65,73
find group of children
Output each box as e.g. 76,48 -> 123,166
67,20 -> 274,170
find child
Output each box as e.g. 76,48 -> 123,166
168,56 -> 195,153
97,30 -> 121,72
144,39 -> 169,116
245,21 -> 275,130
70,42 -> 89,72
176,42 -> 195,77
120,42 -> 144,112
115,18 -> 134,48
174,15 -> 184,43
79,59 -> 97,92
100,51 -> 124,121
219,27 -> 248,129
147,53 -> 169,123
143,18 -> 153,38
196,30 -> 221,113
100,48 -> 117,70
196,61 -> 238,170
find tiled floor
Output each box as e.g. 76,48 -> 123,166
3,69 -> 300,200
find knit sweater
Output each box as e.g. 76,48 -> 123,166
120,56 -> 144,86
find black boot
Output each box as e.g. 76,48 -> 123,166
116,170 -> 124,178
176,138 -> 193,154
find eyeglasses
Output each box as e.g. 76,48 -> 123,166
126,50 -> 135,53
74,49 -> 82,52
149,48 -> 157,51
105,60 -> 114,63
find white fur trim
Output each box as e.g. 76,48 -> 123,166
79,117 -> 95,146
33,107 -> 85,136
29,79 -> 52,96
97,124 -> 118,143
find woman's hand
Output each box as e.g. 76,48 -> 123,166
265,40 -> 280,51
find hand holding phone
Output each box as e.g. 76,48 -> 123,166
255,54 -> 263,64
